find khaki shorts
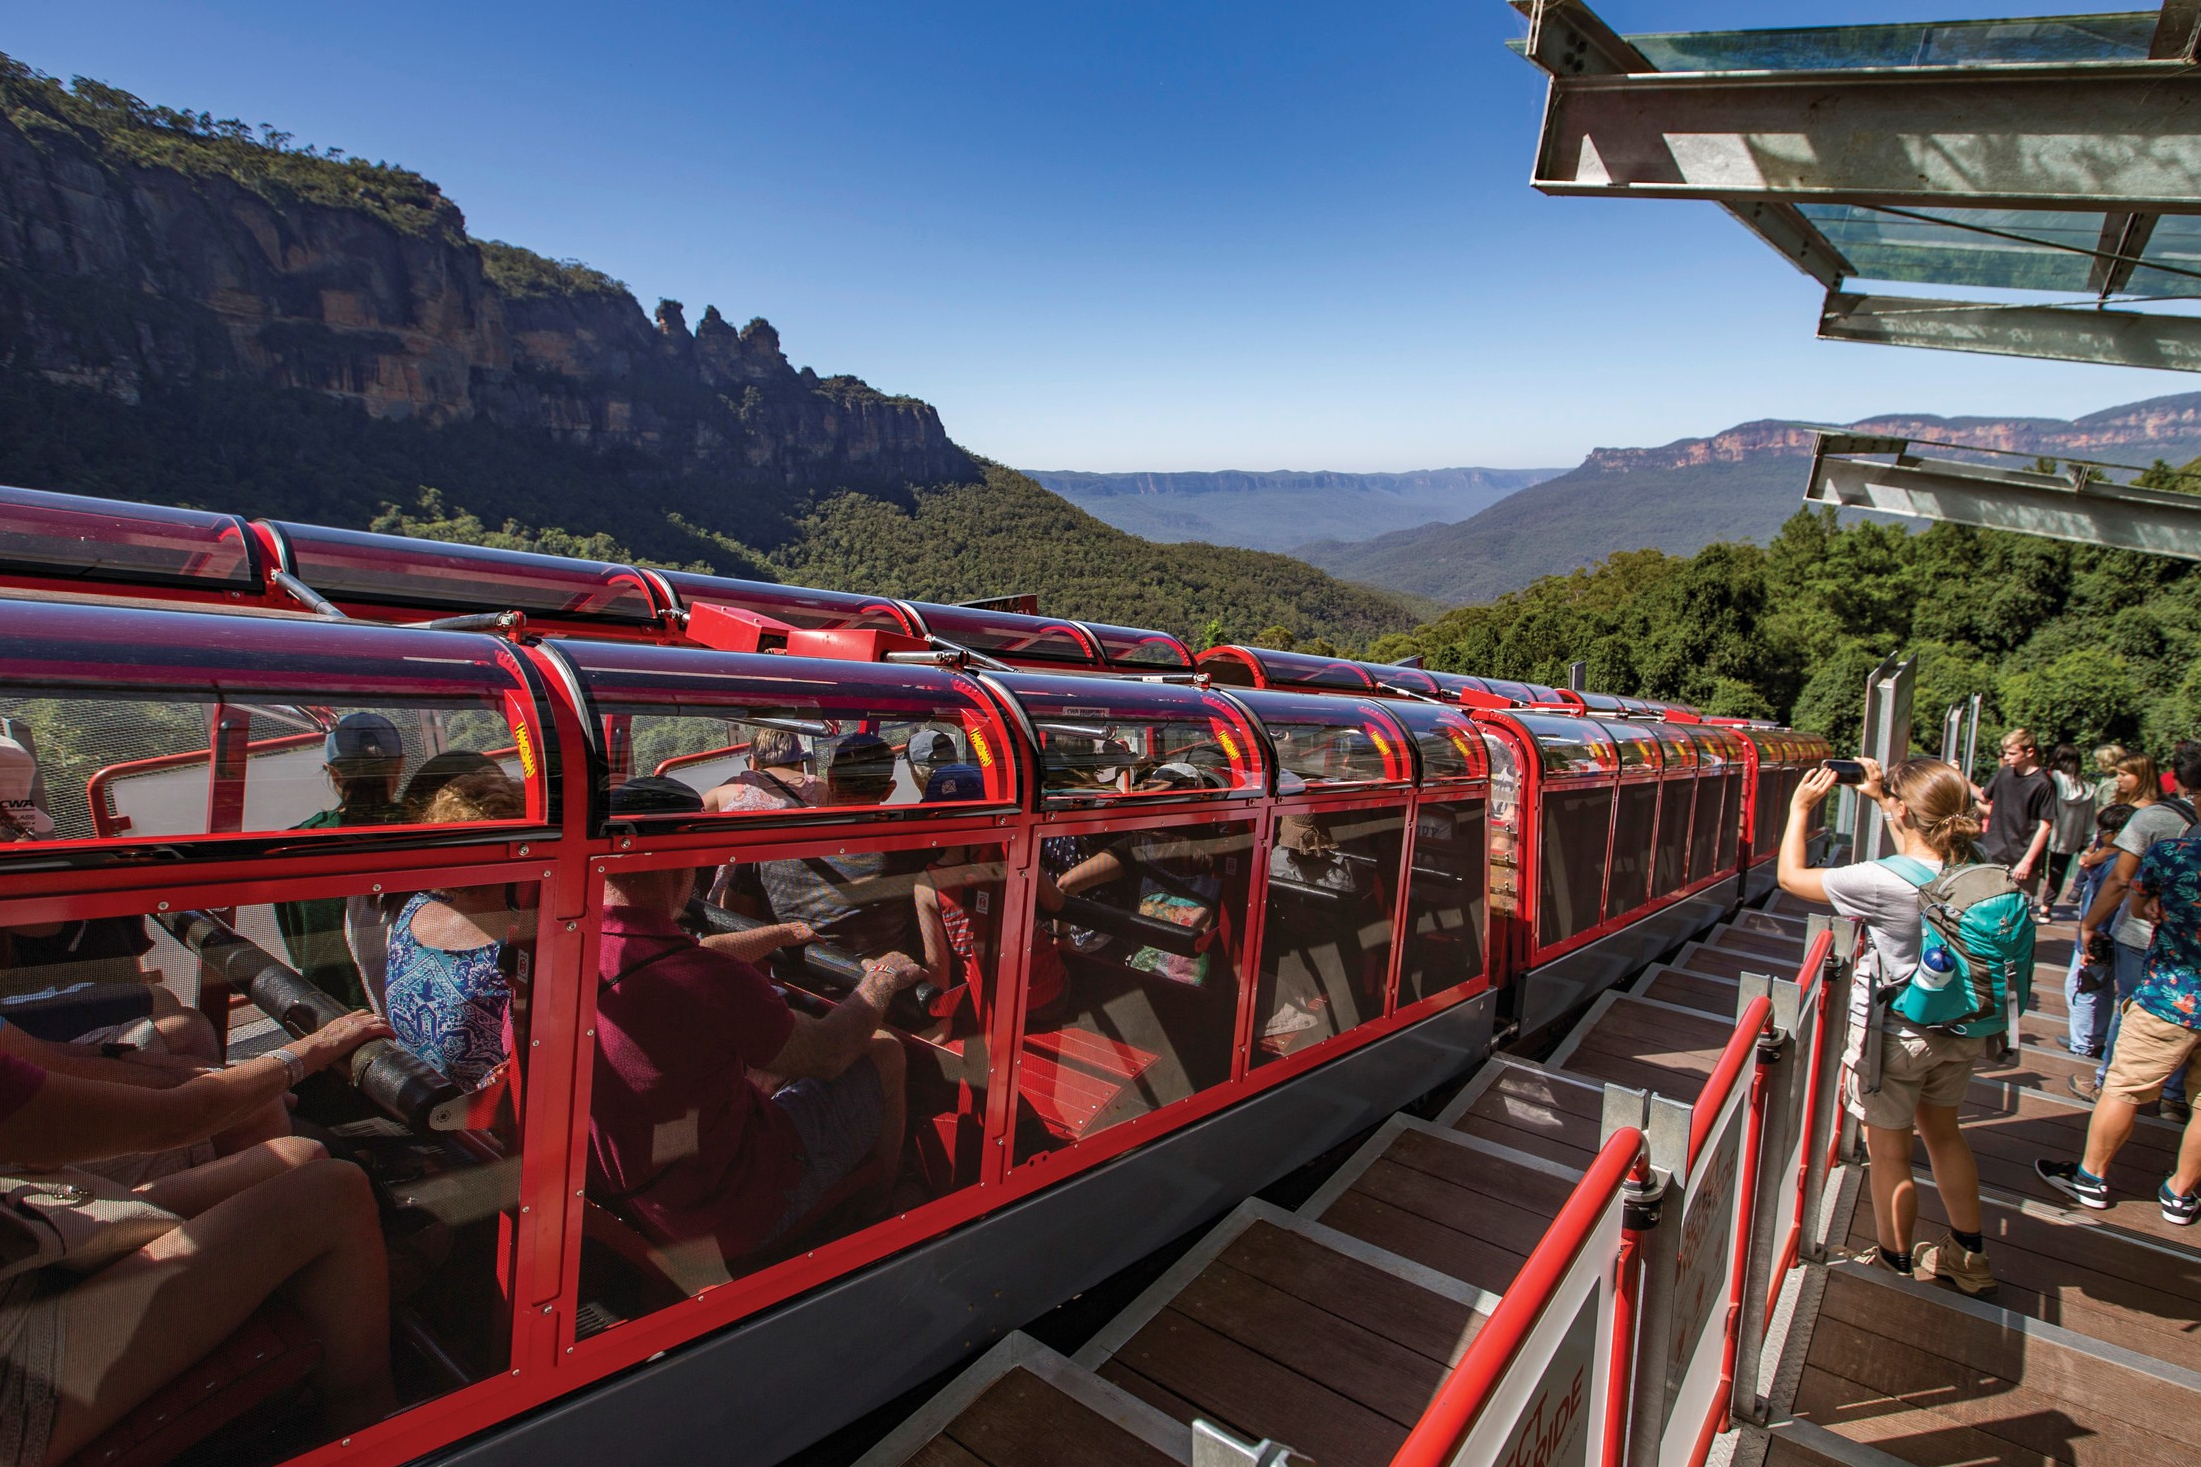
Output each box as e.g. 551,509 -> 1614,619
1848,1028 -> 1985,1130
2102,1004 -> 2201,1106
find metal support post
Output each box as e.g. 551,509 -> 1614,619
1606,1085 -> 1692,1467
1730,971 -> 1808,1424
1571,659 -> 1589,692
1962,693 -> 1983,782
1192,1421 -> 1305,1467
1939,702 -> 1963,765
1856,656 -> 1915,861
1802,916 -> 1861,1258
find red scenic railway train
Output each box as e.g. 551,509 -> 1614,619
0,484 -> 1826,1467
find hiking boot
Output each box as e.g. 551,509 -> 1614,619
2068,1074 -> 2102,1103
2035,1159 -> 2111,1209
2163,1182 -> 2200,1227
2159,1096 -> 2192,1125
1913,1233 -> 1996,1297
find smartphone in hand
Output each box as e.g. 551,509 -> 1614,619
1823,758 -> 1866,785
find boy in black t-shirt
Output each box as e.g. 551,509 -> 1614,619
1978,728 -> 2055,915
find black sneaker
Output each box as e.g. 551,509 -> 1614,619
2036,1159 -> 2110,1209
2163,1181 -> 2200,1226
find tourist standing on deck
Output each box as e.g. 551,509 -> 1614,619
1975,729 -> 2054,918
2045,743 -> 2094,919
1778,757 -> 1999,1295
2075,751 -> 2191,1121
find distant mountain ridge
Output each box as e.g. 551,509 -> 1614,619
1027,464 -> 1565,551
1294,393 -> 2201,607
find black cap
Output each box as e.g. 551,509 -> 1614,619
607,776 -> 705,817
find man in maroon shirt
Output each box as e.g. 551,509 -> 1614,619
588,779 -> 924,1261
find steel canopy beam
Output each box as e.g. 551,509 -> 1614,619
1534,61 -> 2201,212
1805,444 -> 2201,560
1820,292 -> 2201,372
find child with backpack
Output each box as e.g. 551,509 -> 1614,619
1778,756 -> 2036,1297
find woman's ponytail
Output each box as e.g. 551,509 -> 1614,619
1887,757 -> 1982,865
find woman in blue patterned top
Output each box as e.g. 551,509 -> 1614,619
384,772 -> 532,1089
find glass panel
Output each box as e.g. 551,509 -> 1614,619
1753,768 -> 1781,858
997,672 -> 1264,805
1363,664 -> 1443,697
1254,805 -> 1405,1064
1399,797 -> 1487,1007
1204,647 -> 1376,692
1622,16 -> 2155,72
1539,788 -> 1613,945
1381,702 -> 1487,785
1576,693 -> 1626,713
663,571 -> 912,634
908,603 -> 1096,666
0,484 -> 256,589
0,885 -> 535,1464
1716,775 -> 1744,871
1486,737 -> 1524,918
1233,690 -> 1411,789
1476,678 -> 1540,706
552,641 -> 1014,817
1019,817 -> 1256,1161
582,836 -> 992,1334
2128,213 -> 2201,298
1606,781 -> 1659,920
1653,775 -> 1696,896
1797,205 -> 2103,293
1080,622 -> 1192,670
276,522 -> 658,622
1689,773 -> 1731,884
1515,712 -> 1618,778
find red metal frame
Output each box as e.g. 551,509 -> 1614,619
1389,1126 -> 1644,1467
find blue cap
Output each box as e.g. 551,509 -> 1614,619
922,763 -> 985,803
326,712 -> 403,768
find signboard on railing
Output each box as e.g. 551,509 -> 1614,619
1658,1071 -> 1749,1464
1446,1184 -> 1621,1467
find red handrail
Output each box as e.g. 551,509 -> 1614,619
1691,993 -> 1771,1165
1391,1126 -> 1644,1467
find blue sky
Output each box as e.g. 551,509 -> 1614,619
8,2 -> 2183,472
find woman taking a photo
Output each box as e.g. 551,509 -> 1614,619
1777,756 -> 1996,1296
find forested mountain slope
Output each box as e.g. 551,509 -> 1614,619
0,58 -> 1413,646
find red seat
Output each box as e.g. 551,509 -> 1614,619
60,1304 -> 321,1467
1018,1025 -> 1160,1140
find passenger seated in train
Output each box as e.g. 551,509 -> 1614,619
1056,808 -> 1224,988
905,728 -> 960,792
277,713 -> 409,1010
399,749 -> 504,820
383,771 -> 533,1089
588,778 -> 925,1262
703,727 -> 821,814
0,735 -> 164,1002
912,766 -> 1067,1019
730,734 -> 923,959
0,1009 -> 395,1467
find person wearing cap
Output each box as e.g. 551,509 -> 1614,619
730,733 -> 924,961
275,713 -> 409,1009
704,727 -> 823,814
905,728 -> 960,792
588,778 -> 925,1261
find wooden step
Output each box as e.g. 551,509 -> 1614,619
1444,1059 -> 1604,1171
1793,1265 -> 2201,1465
1551,993 -> 1733,1104
1079,1207 -> 1492,1467
1938,1083 -> 2194,1248
1634,964 -> 1741,1018
1710,925 -> 1810,963
858,1338 -> 1191,1467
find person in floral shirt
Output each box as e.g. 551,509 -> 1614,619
2038,826 -> 2201,1224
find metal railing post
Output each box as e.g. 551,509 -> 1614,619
1609,1086 -> 1692,1467
1800,915 -> 1859,1262
1730,971 -> 1805,1425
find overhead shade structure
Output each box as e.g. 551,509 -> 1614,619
1505,1 -> 2201,373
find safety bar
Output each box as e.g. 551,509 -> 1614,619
1390,1125 -> 1644,1467
1691,994 -> 1770,1167
156,909 -> 463,1132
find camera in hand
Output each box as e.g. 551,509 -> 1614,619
1823,758 -> 1866,786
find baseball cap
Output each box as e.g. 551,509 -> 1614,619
607,776 -> 706,818
921,763 -> 985,803
907,729 -> 958,770
326,712 -> 404,771
0,737 -> 54,836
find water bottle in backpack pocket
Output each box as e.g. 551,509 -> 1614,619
1880,855 -> 2036,1039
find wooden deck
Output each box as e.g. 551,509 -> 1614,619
858,897 -> 2201,1467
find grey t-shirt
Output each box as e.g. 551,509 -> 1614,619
2114,802 -> 2193,949
1822,855 -> 1944,1038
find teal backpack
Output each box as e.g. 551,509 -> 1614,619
1880,856 -> 2036,1038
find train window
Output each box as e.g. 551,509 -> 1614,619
1363,663 -> 1444,698
1195,646 -> 1378,692
0,603 -> 545,851
1540,786 -> 1614,945
1478,677 -> 1540,706
1485,736 -> 1524,918
1019,816 -> 1256,1162
1512,713 -> 1617,779
1398,796 -> 1488,1006
0,484 -> 259,589
1080,621 -> 1194,670
1379,701 -> 1488,784
580,825 -> 995,1332
992,672 -> 1263,806
0,879 -> 538,1466
1603,724 -> 1660,920
1230,690 -> 1412,789
273,522 -> 660,623
547,641 -> 1015,820
663,571 -> 914,633
1684,729 -> 1740,883
1254,805 -> 1405,1063
908,603 -> 1097,666
1649,726 -> 1699,896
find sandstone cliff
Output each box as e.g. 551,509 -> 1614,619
0,58 -> 970,505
